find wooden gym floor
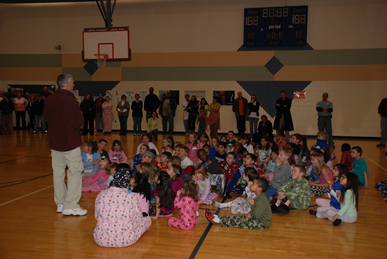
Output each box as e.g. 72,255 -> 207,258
0,131 -> 386,259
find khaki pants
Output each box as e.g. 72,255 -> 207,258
51,147 -> 84,210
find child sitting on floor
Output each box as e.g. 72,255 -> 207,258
186,132 -> 202,165
264,150 -> 277,182
158,151 -> 171,172
81,139 -> 101,180
130,171 -> 152,216
151,171 -> 175,219
340,143 -> 354,171
205,178 -> 272,230
109,139 -> 128,164
194,164 -> 218,205
350,146 -> 369,189
105,163 -> 117,189
215,142 -> 227,164
82,158 -> 111,192
167,163 -> 184,193
132,144 -> 149,173
310,172 -> 359,226
313,131 -> 330,152
161,137 -> 173,154
178,145 -> 194,175
168,180 -> 199,230
98,139 -> 108,159
256,136 -> 272,169
309,163 -> 346,218
226,153 -> 258,195
214,167 -> 258,214
264,147 -> 292,200
240,134 -> 254,154
219,152 -> 239,185
271,165 -> 311,214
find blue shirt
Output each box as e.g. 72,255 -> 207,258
352,158 -> 368,185
330,181 -> 343,209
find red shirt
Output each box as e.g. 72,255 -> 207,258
43,89 -> 83,151
219,161 -> 239,184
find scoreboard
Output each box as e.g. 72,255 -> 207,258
243,6 -> 308,48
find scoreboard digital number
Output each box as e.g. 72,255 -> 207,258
243,6 -> 308,48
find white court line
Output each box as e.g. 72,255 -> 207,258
363,154 -> 387,172
0,185 -> 53,207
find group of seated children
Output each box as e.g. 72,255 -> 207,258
85,127 -> 368,243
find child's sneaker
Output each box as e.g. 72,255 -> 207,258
309,210 -> 317,216
271,204 -> 278,213
333,219 -> 342,226
205,212 -> 217,224
276,204 -> 290,214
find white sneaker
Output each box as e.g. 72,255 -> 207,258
57,204 -> 64,213
62,208 -> 88,216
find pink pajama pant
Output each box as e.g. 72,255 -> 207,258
168,217 -> 196,230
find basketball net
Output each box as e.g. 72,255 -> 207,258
94,54 -> 109,67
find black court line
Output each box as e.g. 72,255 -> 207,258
189,196 -> 228,259
0,156 -> 30,164
0,173 -> 53,189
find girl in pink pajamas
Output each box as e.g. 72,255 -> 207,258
82,158 -> 111,192
168,180 -> 199,230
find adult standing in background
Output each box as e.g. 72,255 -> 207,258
248,94 -> 260,140
316,92 -> 334,147
42,86 -> 52,100
0,93 -> 15,134
13,91 -> 28,130
187,95 -> 199,132
377,97 -> 387,147
80,94 -> 96,136
206,96 -> 221,138
116,94 -> 130,136
131,93 -> 143,136
43,73 -> 87,216
26,93 -> 35,130
144,87 -> 160,122
182,94 -> 190,136
94,93 -> 105,132
232,91 -> 248,136
102,96 -> 113,134
273,90 -> 294,141
33,94 -> 47,133
159,91 -> 176,134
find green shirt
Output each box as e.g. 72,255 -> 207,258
337,189 -> 357,217
250,193 -> 272,229
277,178 -> 311,203
316,100 -> 333,117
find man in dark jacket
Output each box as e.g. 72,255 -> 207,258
0,93 -> 15,134
232,91 -> 248,136
33,93 -> 47,133
377,98 -> 387,147
80,94 -> 96,135
144,87 -> 161,121
44,73 -> 87,216
273,91 -> 294,141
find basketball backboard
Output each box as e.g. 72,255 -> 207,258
82,28 -> 131,61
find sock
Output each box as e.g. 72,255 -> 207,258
275,203 -> 279,207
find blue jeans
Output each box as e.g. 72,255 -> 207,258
318,116 -> 334,146
119,115 -> 128,135
264,185 -> 278,200
34,115 -> 47,131
146,110 -> 153,122
183,119 -> 189,134
249,117 -> 258,139
381,116 -> 387,145
162,114 -> 174,134
152,129 -> 159,141
133,116 -> 142,134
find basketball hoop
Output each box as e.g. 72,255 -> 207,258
94,54 -> 109,67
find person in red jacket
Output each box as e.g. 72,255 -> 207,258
43,73 -> 87,216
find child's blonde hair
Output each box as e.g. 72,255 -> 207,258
195,164 -> 208,180
108,162 -> 118,173
279,146 -> 293,157
163,137 -> 172,147
188,133 -> 199,146
181,180 -> 199,201
317,131 -> 329,143
169,156 -> 181,166
100,158 -> 111,172
138,162 -> 155,182
311,151 -> 325,175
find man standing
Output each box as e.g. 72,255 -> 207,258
144,87 -> 160,122
42,86 -> 52,100
377,97 -> 387,147
159,91 -> 177,134
273,90 -> 294,141
232,91 -> 248,136
316,92 -> 334,147
43,73 -> 87,216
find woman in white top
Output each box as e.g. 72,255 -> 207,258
13,91 -> 28,130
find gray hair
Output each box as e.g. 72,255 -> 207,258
56,73 -> 73,89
